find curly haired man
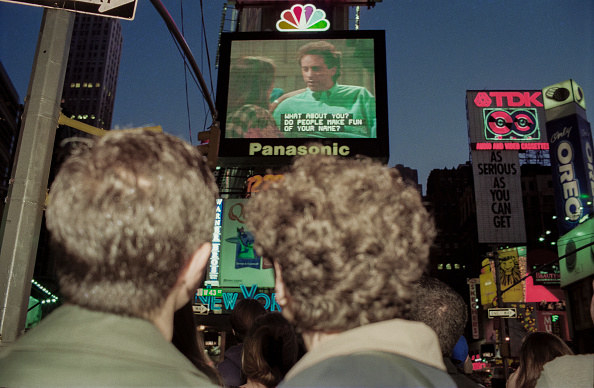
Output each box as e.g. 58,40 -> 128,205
246,153 -> 455,387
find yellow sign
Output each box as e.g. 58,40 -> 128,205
498,247 -> 525,303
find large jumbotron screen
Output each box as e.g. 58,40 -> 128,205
215,30 -> 389,165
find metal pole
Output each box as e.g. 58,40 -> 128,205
493,252 -> 510,381
150,0 -> 218,121
0,8 -> 74,344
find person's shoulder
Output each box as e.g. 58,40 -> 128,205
273,89 -> 309,111
545,353 -> 594,368
536,354 -> 594,388
281,352 -> 456,388
333,84 -> 374,98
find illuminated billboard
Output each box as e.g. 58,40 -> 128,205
497,246 -> 526,303
215,30 -> 389,165
467,90 -> 548,151
471,150 -> 526,243
542,79 -> 587,112
546,114 -> 594,234
205,199 -> 275,289
479,246 -> 527,304
557,218 -> 594,287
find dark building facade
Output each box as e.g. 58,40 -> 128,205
425,163 -> 481,305
393,164 -> 421,193
61,14 -> 122,132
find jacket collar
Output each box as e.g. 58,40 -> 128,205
286,318 -> 446,380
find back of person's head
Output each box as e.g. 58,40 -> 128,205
230,298 -> 267,342
229,56 -> 276,110
516,331 -> 574,388
409,276 -> 468,357
245,153 -> 435,333
242,312 -> 300,387
46,131 -> 218,319
297,41 -> 342,81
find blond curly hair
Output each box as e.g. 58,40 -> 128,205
245,154 -> 435,332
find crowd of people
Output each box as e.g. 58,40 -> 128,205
0,130 -> 592,387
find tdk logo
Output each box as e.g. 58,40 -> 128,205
474,91 -> 544,108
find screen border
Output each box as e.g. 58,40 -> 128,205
215,30 -> 389,166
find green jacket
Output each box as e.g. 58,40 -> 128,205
0,304 -> 216,387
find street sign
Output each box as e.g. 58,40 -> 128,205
192,304 -> 209,315
197,288 -> 223,297
488,307 -> 517,318
0,0 -> 138,20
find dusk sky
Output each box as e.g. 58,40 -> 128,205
1,0 -> 592,189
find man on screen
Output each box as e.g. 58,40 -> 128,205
272,41 -> 376,138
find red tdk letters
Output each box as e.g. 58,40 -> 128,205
474,91 -> 543,108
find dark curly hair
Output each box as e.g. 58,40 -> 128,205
245,153 -> 435,332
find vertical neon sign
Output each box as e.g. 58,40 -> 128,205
205,198 -> 223,286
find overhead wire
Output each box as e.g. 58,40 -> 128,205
199,0 -> 215,98
198,0 -> 212,132
150,0 -> 217,122
180,0 -> 194,144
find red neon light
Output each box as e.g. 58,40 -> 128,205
474,91 -> 543,108
521,143 -> 549,150
476,143 -> 492,150
473,142 -> 549,150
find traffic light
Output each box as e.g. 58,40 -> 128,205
196,122 -> 220,170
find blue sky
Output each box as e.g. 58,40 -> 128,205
1,0 -> 592,189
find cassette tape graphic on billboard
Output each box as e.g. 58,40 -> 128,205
483,108 -> 540,141
467,90 -> 548,150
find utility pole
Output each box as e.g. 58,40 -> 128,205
0,8 -> 74,344
492,251 -> 510,381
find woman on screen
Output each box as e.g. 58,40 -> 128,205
227,56 -> 283,139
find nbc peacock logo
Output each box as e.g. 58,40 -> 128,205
276,4 -> 330,32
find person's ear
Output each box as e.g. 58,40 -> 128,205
175,243 -> 212,308
274,261 -> 294,322
274,261 -> 287,306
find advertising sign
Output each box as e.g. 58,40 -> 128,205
472,150 -> 526,243
537,311 -> 571,341
468,278 -> 481,339
215,30 -> 388,166
542,79 -> 587,111
205,199 -> 275,289
497,247 -> 525,302
546,114 -> 594,234
557,218 -> 594,287
467,90 -> 548,150
480,258 -> 497,305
